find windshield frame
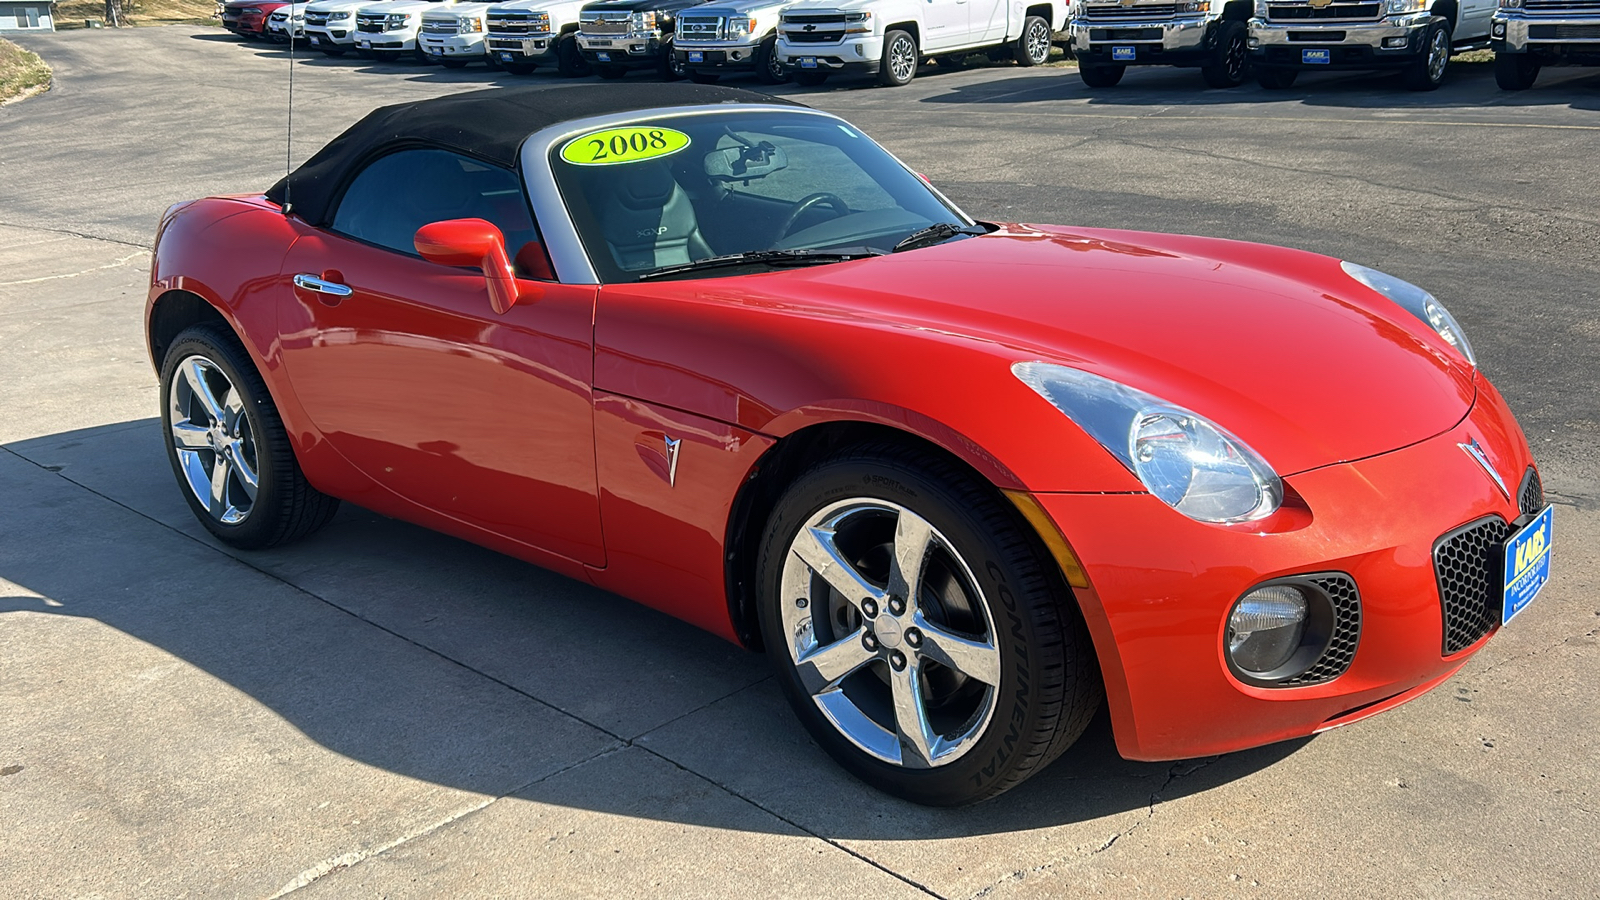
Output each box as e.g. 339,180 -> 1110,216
518,104 -> 974,286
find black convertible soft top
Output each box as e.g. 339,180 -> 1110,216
265,83 -> 799,227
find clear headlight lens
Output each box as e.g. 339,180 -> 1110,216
387,13 -> 409,26
1227,586 -> 1308,674
1386,0 -> 1429,14
1498,0 -> 1523,7
844,11 -> 873,33
631,10 -> 658,31
1341,261 -> 1475,366
1177,0 -> 1211,12
727,16 -> 756,38
329,11 -> 350,20
1013,362 -> 1283,523
459,16 -> 482,32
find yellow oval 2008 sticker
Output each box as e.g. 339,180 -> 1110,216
559,127 -> 691,166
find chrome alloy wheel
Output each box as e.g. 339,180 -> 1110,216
1024,19 -> 1050,65
888,35 -> 917,83
779,498 -> 1002,769
1426,27 -> 1449,83
168,355 -> 259,525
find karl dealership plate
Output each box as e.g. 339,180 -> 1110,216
596,50 -> 611,60
799,56 -> 817,68
1302,48 -> 1331,64
1502,505 -> 1553,625
688,50 -> 704,63
1112,46 -> 1136,61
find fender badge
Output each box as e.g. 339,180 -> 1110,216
664,436 -> 681,488
1459,438 -> 1509,500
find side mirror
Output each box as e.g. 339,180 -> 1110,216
414,218 -> 540,315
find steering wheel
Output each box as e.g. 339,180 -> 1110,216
777,192 -> 851,240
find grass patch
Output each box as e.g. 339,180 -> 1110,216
1453,48 -> 1495,65
0,37 -> 52,104
55,0 -> 220,28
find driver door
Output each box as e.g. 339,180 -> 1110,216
277,148 -> 605,566
921,0 -> 972,52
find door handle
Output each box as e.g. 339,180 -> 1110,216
293,273 -> 353,297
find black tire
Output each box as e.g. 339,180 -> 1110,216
502,60 -> 536,75
372,48 -> 401,62
793,69 -> 828,86
756,444 -> 1102,806
688,68 -> 720,83
414,44 -> 433,64
1013,15 -> 1052,67
878,29 -> 918,87
1255,65 -> 1297,89
356,47 -> 375,59
755,33 -> 787,84
319,46 -> 345,58
556,33 -> 589,77
1078,63 -> 1124,87
440,58 -> 468,69
596,63 -> 626,79
160,324 -> 339,550
1403,18 -> 1451,91
1200,19 -> 1250,88
1494,51 -> 1539,90
657,36 -> 686,80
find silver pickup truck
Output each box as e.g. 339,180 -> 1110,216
1491,0 -> 1600,88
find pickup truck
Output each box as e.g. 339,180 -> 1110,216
419,0 -> 495,65
352,0 -> 457,61
576,0 -> 707,79
776,0 -> 1067,87
484,0 -> 591,75
1248,0 -> 1496,90
673,0 -> 791,83
1065,0 -> 1254,87
1491,0 -> 1600,88
304,0 -> 381,56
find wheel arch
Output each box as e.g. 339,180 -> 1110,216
1024,3 -> 1055,28
885,21 -> 920,47
1220,0 -> 1253,22
1430,0 -> 1458,31
147,288 -> 233,375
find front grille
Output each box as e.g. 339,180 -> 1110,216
421,19 -> 457,34
784,13 -> 848,24
488,14 -> 550,34
1435,517 -> 1512,654
1529,23 -> 1600,37
1281,574 -> 1361,687
1091,27 -> 1165,39
580,15 -> 631,35
305,11 -> 328,25
1524,0 -> 1600,10
1518,468 -> 1544,516
356,16 -> 387,33
784,30 -> 845,42
1083,3 -> 1178,18
1266,2 -> 1382,19
1290,29 -> 1345,39
678,16 -> 722,40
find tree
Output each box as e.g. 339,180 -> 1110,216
105,0 -> 124,27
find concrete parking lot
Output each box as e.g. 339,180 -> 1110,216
2,25 -> 1597,899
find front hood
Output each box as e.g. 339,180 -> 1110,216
780,0 -> 876,12
721,226 -> 1477,476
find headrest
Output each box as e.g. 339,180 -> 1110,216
612,163 -> 677,210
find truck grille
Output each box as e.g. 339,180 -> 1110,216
1435,517 -> 1511,655
678,15 -> 723,40
580,14 -> 631,35
1266,1 -> 1382,20
488,12 -> 550,34
1281,574 -> 1362,688
356,15 -> 388,32
1083,3 -> 1179,19
1523,0 -> 1600,10
421,19 -> 457,34
1528,22 -> 1600,37
304,11 -> 328,25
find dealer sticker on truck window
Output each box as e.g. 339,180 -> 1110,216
1302,48 -> 1331,64
1112,46 -> 1135,61
559,127 -> 691,166
1502,505 -> 1554,625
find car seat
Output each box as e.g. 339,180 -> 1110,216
598,162 -> 714,272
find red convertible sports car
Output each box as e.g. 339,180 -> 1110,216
147,84 -> 1553,806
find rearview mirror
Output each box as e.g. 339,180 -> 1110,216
703,141 -> 789,183
414,218 -> 540,314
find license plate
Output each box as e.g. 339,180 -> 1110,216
357,38 -> 370,48
308,35 -> 320,44
1501,505 -> 1553,625
500,51 -> 515,61
1302,48 -> 1330,64
799,56 -> 817,68
1111,46 -> 1135,61
688,50 -> 703,63
596,51 -> 611,61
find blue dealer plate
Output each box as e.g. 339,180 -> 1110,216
596,51 -> 611,61
688,50 -> 704,63
1502,505 -> 1553,625
1111,46 -> 1135,61
500,52 -> 514,61
1302,48 -> 1331,64
799,56 -> 817,68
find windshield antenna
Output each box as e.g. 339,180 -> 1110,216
284,9 -> 296,216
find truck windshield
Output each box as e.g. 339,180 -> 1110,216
547,110 -> 968,282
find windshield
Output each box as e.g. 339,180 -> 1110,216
547,110 -> 967,283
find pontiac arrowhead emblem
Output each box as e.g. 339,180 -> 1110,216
664,436 -> 681,487
1459,438 -> 1509,500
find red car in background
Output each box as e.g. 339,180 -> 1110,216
222,0 -> 290,38
144,84 -> 1553,806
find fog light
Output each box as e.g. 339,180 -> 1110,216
1383,36 -> 1408,48
1247,36 -> 1259,48
1227,586 -> 1307,674
1492,23 -> 1505,36
856,44 -> 866,57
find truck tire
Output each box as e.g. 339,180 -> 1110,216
1255,66 -> 1297,89
755,33 -> 788,83
1403,18 -> 1451,91
1013,15 -> 1052,67
1200,19 -> 1250,88
1078,63 -> 1124,87
878,29 -> 919,86
1494,51 -> 1539,90
794,70 -> 829,86
657,36 -> 686,80
557,33 -> 589,77
597,64 -> 627,79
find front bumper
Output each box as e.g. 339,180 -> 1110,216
420,32 -> 487,58
1039,373 -> 1539,761
777,34 -> 883,74
1492,13 -> 1600,59
578,33 -> 664,67
1066,15 -> 1219,67
676,39 -> 763,70
486,33 -> 562,62
1248,14 -> 1430,68
305,26 -> 355,47
223,15 -> 269,35
353,31 -> 418,52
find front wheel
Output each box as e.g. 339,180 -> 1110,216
1255,65 -> 1297,89
1494,51 -> 1539,90
160,325 -> 339,549
1078,63 -> 1125,88
657,37 -> 686,80
556,33 -> 590,77
1404,19 -> 1451,91
755,34 -> 788,84
878,29 -> 919,86
756,445 -> 1102,806
1200,19 -> 1250,88
1013,15 -> 1052,67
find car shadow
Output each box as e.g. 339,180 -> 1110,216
0,419 -> 1308,839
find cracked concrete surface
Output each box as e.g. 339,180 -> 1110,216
2,25 -> 1597,899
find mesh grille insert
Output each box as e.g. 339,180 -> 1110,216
1434,517 -> 1511,655
1281,574 -> 1361,686
1518,467 -> 1544,516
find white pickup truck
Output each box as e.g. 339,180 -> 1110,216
304,0 -> 393,56
1248,0 -> 1496,90
777,0 -> 1068,86
674,0 -> 791,83
419,0 -> 494,65
1491,0 -> 1600,88
484,0 -> 591,75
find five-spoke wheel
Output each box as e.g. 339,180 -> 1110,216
169,354 -> 260,526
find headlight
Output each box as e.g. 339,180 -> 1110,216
1227,586 -> 1308,674
1012,363 -> 1283,523
727,16 -> 756,38
240,7 -> 263,14
387,13 -> 409,26
1498,0 -> 1523,6
1254,0 -> 1268,16
526,11 -> 551,29
1385,0 -> 1428,13
329,11 -> 350,20
844,11 -> 873,33
459,16 -> 482,32
1177,0 -> 1211,12
1341,261 -> 1476,366
630,10 -> 658,31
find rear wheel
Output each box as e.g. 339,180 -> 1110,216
757,445 -> 1102,806
755,33 -> 788,83
794,69 -> 828,86
1078,63 -> 1124,87
878,29 -> 918,86
557,33 -> 590,77
1013,15 -> 1052,67
1403,19 -> 1451,91
1494,50 -> 1539,90
1255,65 -> 1297,89
160,325 -> 339,550
1200,19 -> 1250,88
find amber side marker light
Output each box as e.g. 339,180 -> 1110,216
1003,490 -> 1091,590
